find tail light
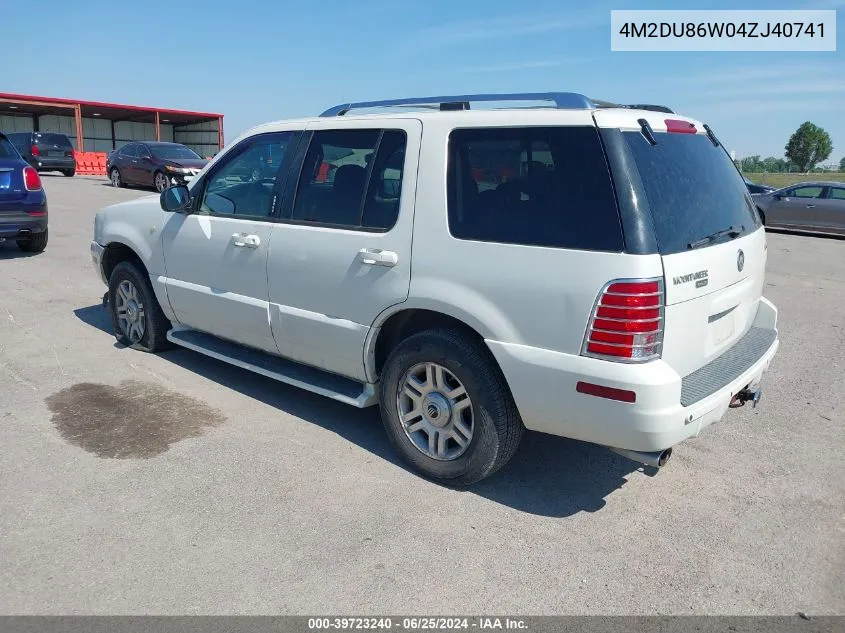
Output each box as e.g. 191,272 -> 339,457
23,166 -> 42,191
31,144 -> 40,156
582,278 -> 664,362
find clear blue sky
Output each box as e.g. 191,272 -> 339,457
6,0 -> 844,161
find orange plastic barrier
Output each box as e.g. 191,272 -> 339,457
316,162 -> 331,183
72,151 -> 108,176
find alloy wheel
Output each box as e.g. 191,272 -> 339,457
397,362 -> 474,461
155,172 -> 169,192
115,279 -> 146,344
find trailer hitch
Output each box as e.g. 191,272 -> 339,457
730,386 -> 762,409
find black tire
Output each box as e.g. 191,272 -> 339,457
17,229 -> 48,253
108,261 -> 173,352
62,169 -> 75,177
379,328 -> 523,486
110,168 -> 124,188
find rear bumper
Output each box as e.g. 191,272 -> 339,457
34,157 -> 75,171
487,297 -> 780,452
0,194 -> 48,238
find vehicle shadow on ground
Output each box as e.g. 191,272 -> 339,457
0,244 -> 40,259
74,304 -> 112,333
99,182 -> 156,193
73,303 -> 644,517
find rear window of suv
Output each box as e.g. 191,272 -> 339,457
623,131 -> 760,255
35,133 -> 73,148
447,126 -> 623,251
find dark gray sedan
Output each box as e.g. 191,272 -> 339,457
753,181 -> 845,236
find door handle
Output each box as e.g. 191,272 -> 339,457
357,248 -> 398,267
806,204 -> 816,208
231,232 -> 261,248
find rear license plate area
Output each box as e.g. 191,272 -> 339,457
0,172 -> 10,191
709,307 -> 736,346
48,150 -> 65,157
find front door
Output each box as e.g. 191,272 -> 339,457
767,184 -> 826,228
266,120 -> 421,382
161,131 -> 298,353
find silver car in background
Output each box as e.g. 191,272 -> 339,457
754,181 -> 845,236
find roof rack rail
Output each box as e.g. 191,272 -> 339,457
591,100 -> 675,114
319,92 -> 597,117
623,104 -> 675,114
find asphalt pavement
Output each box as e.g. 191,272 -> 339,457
0,176 -> 842,615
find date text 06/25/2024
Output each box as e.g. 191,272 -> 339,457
307,618 -> 529,630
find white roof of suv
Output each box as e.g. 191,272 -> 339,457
236,92 -> 699,148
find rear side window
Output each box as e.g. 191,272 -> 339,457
447,126 -> 623,251
119,144 -> 138,157
290,129 -> 407,231
829,187 -> 845,200
0,136 -> 19,158
36,133 -> 72,148
623,131 -> 760,255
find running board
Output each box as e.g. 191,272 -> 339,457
166,329 -> 378,408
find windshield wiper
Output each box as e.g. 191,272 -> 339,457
687,225 -> 743,250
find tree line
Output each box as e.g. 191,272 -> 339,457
737,122 -> 842,174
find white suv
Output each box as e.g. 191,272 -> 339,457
91,93 -> 779,485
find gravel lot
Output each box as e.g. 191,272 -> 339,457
0,176 -> 842,615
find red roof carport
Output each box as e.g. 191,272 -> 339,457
0,92 -> 224,154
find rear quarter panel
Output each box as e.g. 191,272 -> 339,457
397,112 -> 666,354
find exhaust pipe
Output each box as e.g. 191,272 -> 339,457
609,446 -> 673,468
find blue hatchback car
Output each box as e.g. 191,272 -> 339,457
0,132 -> 48,253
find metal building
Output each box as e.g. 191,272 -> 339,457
0,92 -> 223,158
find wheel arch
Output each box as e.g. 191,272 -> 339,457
101,238 -> 175,325
101,241 -> 148,282
364,299 -> 517,383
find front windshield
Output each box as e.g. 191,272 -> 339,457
151,145 -> 201,160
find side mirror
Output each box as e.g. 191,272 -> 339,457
160,185 -> 192,212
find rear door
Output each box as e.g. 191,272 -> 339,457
266,120 -> 421,381
597,110 -> 769,378
114,144 -> 137,182
133,144 -> 154,186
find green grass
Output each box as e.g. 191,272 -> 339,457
742,172 -> 845,189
